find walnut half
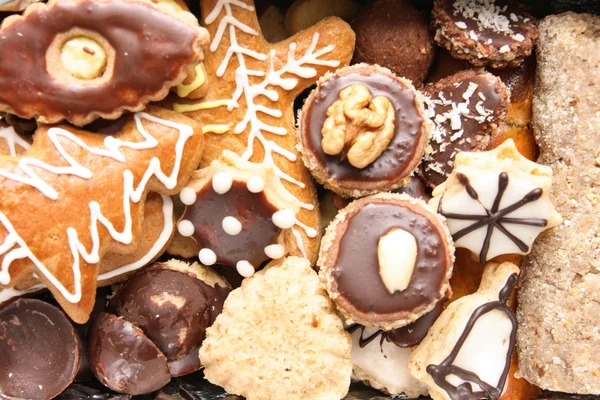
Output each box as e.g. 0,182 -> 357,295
321,84 -> 395,169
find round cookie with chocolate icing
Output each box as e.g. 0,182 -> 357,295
319,193 -> 454,330
431,0 -> 539,68
420,69 -> 509,188
298,64 -> 432,198
0,299 -> 81,400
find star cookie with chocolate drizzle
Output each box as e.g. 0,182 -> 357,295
171,0 -> 356,262
430,139 -> 562,264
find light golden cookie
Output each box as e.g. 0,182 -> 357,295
319,193 -> 454,330
199,256 -> 352,400
0,0 -> 209,126
409,262 -> 520,400
169,151 -> 305,278
0,122 -> 31,157
430,139 -> 562,265
0,107 -> 204,323
171,0 -> 356,263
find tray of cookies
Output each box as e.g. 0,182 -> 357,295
0,0 -> 598,399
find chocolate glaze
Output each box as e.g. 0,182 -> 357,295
87,313 -> 171,395
333,201 -> 450,314
421,71 -> 504,188
439,172 -> 548,264
109,267 -> 230,362
184,181 -> 280,268
489,56 -> 536,103
83,115 -> 128,135
0,299 -> 81,400
304,72 -> 424,184
347,298 -> 445,349
444,0 -> 533,48
0,0 -> 198,122
3,114 -> 37,136
426,274 -> 518,400
394,176 -> 432,202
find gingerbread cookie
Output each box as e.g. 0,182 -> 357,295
0,0 -> 209,126
298,64 -> 432,197
409,262 -> 520,400
170,151 -> 307,278
430,139 -> 562,264
0,107 -> 204,323
421,69 -> 510,188
199,257 -> 352,400
0,122 -> 30,157
319,193 -> 454,330
431,0 -> 539,68
171,0 -> 356,263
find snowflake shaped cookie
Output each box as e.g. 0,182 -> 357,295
430,139 -> 562,264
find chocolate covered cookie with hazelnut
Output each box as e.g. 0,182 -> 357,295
298,64 -> 432,198
319,193 -> 455,330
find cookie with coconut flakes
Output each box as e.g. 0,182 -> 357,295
420,69 -> 509,188
431,0 -> 538,68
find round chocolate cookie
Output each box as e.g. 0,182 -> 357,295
351,0 -> 435,86
420,69 -> 509,188
0,299 -> 81,400
318,193 -> 454,330
431,0 -> 539,68
88,313 -> 171,395
298,64 -> 432,198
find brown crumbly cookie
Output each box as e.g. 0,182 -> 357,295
319,193 -> 454,330
171,0 -> 356,264
420,69 -> 510,188
199,256 -> 352,400
351,0 -> 435,86
0,0 -> 209,126
0,106 -> 204,323
431,0 -> 538,68
517,12 -> 600,394
298,64 -> 432,198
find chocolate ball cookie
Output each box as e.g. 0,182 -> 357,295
352,0 -> 435,86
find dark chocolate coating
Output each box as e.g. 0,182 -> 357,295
333,202 -> 450,314
394,176 -> 432,202
0,0 -> 198,123
87,313 -> 171,395
303,71 -> 424,185
110,267 -> 229,362
0,298 -> 81,400
183,181 -> 280,268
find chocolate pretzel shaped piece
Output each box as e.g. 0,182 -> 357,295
0,0 -> 208,126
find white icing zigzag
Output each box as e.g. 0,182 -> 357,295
0,125 -> 31,157
0,113 -> 190,303
204,0 -> 338,240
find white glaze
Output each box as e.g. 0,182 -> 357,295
272,209 -> 296,229
179,187 -> 197,205
264,244 -> 284,259
236,259 -> 255,277
177,219 -> 196,237
212,172 -> 233,194
222,216 -> 242,235
246,175 -> 265,193
0,126 -> 30,157
199,248 -> 217,266
0,113 -> 192,303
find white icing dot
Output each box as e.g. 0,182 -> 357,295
212,172 -> 233,194
236,260 -> 255,278
264,244 -> 285,259
177,219 -> 195,237
199,248 -> 217,266
222,216 -> 242,236
246,176 -> 265,193
179,187 -> 197,205
305,227 -> 318,238
272,209 -> 295,229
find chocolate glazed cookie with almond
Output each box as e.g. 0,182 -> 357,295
319,193 -> 455,330
298,64 -> 432,198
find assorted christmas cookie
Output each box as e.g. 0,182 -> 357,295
199,257 -> 352,400
409,262 -> 520,400
0,299 -> 81,400
347,300 -> 444,397
351,0 -> 435,86
0,0 -> 209,126
169,151 -> 309,278
88,260 -> 230,394
319,193 -> 454,330
431,0 -> 539,68
172,0 -> 356,263
298,64 -> 432,197
0,106 -> 205,323
430,139 -> 562,264
420,69 -> 510,188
